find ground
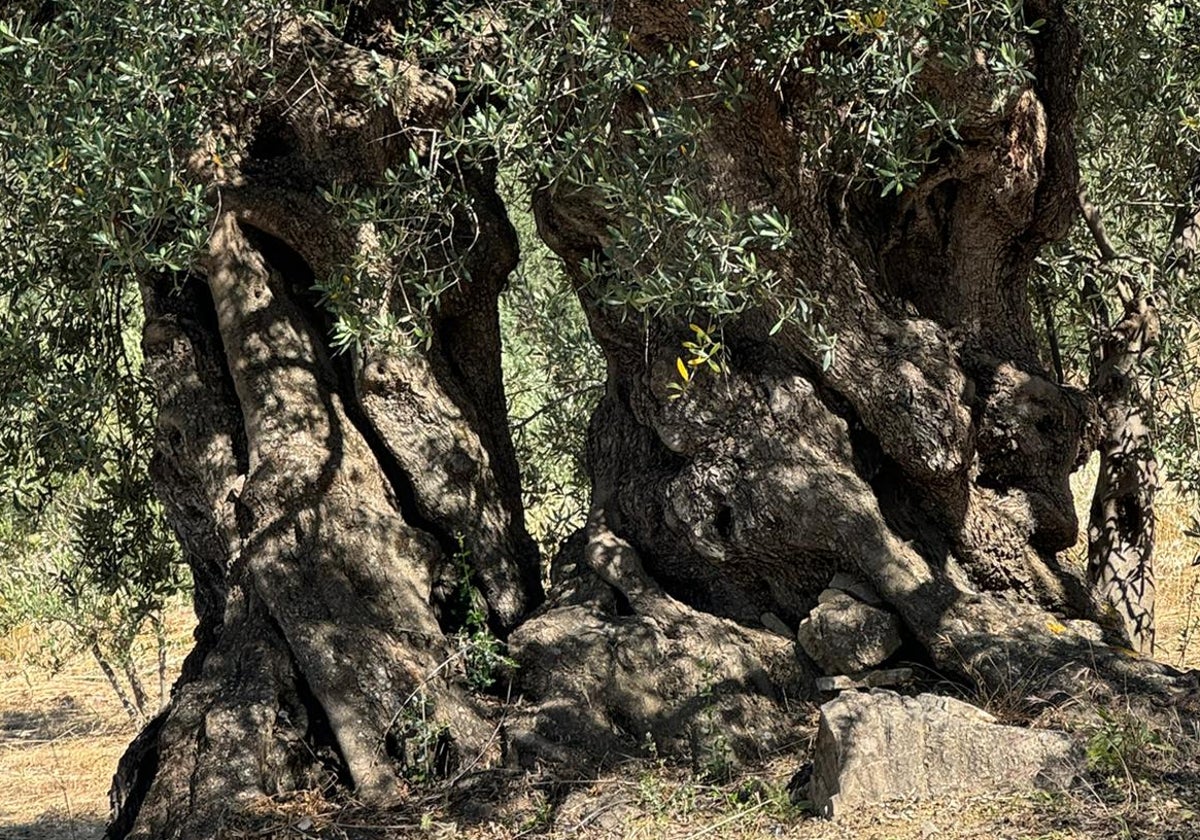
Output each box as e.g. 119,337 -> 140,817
1,468 -> 1197,840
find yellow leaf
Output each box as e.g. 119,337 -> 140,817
676,357 -> 690,382
632,81 -> 648,95
74,186 -> 85,197
688,59 -> 699,69
1046,620 -> 1066,635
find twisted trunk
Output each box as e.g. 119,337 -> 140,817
515,0 -> 1182,762
105,4 -> 1198,833
107,17 -> 537,840
1085,288 -> 1159,655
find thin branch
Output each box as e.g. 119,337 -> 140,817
1080,271 -> 1109,379
511,382 -> 605,432
90,643 -> 142,726
1033,272 -> 1064,384
1078,184 -> 1121,262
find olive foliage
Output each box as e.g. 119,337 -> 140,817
0,0 -> 1198,656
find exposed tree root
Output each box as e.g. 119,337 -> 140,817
509,507 -> 811,774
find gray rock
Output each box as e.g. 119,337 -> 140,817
797,593 -> 902,674
827,571 -> 884,606
809,690 -> 1077,816
816,588 -> 843,605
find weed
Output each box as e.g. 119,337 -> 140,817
690,658 -> 735,783
1085,706 -> 1167,785
387,692 -> 454,784
448,537 -> 517,692
519,789 -> 554,834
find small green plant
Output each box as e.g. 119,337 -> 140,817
1085,706 -> 1167,783
690,658 -> 734,783
388,692 -> 454,784
519,789 -> 555,833
449,537 -> 517,692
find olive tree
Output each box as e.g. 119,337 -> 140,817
1,2 -> 1197,838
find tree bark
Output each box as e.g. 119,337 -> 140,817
1086,292 -> 1159,655
108,15 -> 537,839
1078,158 -> 1200,657
521,0 -> 1183,752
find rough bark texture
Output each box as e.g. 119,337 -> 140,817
508,507 -> 809,772
526,0 -> 1185,738
1078,159 -> 1200,656
1086,293 -> 1159,655
109,15 -> 536,839
105,4 -> 1200,832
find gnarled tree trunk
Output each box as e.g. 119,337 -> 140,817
516,0 -> 1183,762
107,15 -> 538,840
106,4 -> 1197,834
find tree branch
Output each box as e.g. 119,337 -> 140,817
1077,184 -> 1121,262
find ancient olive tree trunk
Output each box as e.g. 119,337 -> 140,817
515,0 -> 1183,757
108,16 -> 537,840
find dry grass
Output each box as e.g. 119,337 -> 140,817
1153,484 -> 1200,669
0,604 -> 194,840
1069,457 -> 1200,670
207,758 -> 1096,840
1,476 -> 1197,840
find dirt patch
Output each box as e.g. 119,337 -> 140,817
0,604 -> 194,838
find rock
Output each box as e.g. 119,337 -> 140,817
827,571 -> 884,606
760,611 -> 793,637
797,593 -> 902,674
809,690 -> 1077,816
815,667 -> 913,692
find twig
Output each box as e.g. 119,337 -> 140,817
563,797 -> 633,833
1078,185 -> 1121,262
450,680 -> 512,784
511,383 -> 604,431
682,798 -> 769,839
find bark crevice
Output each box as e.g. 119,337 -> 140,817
236,223 -> 468,623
